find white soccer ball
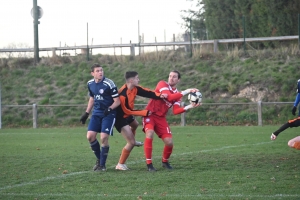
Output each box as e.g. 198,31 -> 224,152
188,91 -> 202,104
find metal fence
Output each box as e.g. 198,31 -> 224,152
0,101 -> 294,129
1,14 -> 299,58
0,35 -> 298,59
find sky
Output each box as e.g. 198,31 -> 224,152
0,0 -> 195,55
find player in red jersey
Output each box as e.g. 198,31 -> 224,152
142,70 -> 200,171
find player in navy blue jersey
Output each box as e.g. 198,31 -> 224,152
271,79 -> 300,150
80,63 -> 120,171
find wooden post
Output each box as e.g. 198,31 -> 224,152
181,102 -> 186,126
257,101 -> 262,126
130,41 -> 135,61
51,48 -> 56,57
213,40 -> 219,53
173,34 -> 175,51
33,104 -> 38,128
155,37 -> 158,56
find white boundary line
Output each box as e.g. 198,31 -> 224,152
2,141 -> 299,199
0,192 -> 299,199
0,141 -> 272,191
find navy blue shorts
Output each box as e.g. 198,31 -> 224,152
88,114 -> 116,135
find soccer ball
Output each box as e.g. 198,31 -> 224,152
188,91 -> 202,104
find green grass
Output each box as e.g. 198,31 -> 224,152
0,126 -> 299,199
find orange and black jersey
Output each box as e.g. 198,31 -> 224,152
116,84 -> 162,119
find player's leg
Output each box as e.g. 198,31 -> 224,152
143,116 -> 156,171
87,115 -> 102,171
272,117 -> 300,138
158,121 -> 173,170
129,117 -> 138,137
116,125 -> 136,170
128,116 -> 143,147
287,136 -> 300,150
97,115 -> 115,171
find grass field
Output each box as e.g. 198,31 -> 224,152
0,126 -> 299,200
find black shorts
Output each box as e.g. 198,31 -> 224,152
289,117 -> 300,127
114,115 -> 135,133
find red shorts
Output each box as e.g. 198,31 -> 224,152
142,115 -> 172,139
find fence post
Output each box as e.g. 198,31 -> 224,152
33,104 -> 37,128
257,101 -> 262,126
213,40 -> 219,53
130,43 -> 135,61
0,82 -> 1,129
243,15 -> 246,52
181,102 -> 186,126
298,13 -> 300,50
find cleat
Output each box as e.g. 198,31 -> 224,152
135,141 -> 144,147
270,133 -> 277,140
147,163 -> 157,172
93,159 -> 106,171
94,165 -> 106,172
115,163 -> 130,170
93,159 -> 100,171
162,162 -> 173,170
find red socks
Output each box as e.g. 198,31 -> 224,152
162,145 -> 173,163
144,138 -> 153,164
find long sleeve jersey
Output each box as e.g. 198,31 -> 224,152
116,84 -> 162,119
145,80 -> 186,117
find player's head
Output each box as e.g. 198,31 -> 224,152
91,63 -> 103,81
168,70 -> 181,87
125,71 -> 139,86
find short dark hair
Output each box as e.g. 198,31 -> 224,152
125,71 -> 138,80
171,70 -> 181,79
91,63 -> 101,72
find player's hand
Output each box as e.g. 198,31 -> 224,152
146,110 -> 152,116
80,112 -> 89,124
184,102 -> 201,111
181,88 -> 199,96
160,93 -> 168,99
191,102 -> 201,108
270,133 -> 277,140
104,107 -> 112,116
292,106 -> 297,115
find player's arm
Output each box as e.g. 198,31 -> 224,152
163,88 -> 199,102
119,96 -> 149,116
110,96 -> 120,110
85,97 -> 94,113
80,95 -> 94,124
103,86 -> 121,116
136,86 -> 163,99
292,79 -> 300,115
173,101 -> 200,115
109,87 -> 121,110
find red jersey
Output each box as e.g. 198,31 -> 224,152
145,81 -> 186,117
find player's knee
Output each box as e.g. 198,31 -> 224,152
163,137 -> 173,146
100,134 -> 109,146
87,131 -> 96,142
146,130 -> 154,139
287,140 -> 294,148
129,140 -> 135,147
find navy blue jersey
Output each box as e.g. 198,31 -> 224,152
293,79 -> 300,110
87,76 -> 119,116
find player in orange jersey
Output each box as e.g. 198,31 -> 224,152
271,79 -> 300,150
142,70 -> 200,171
114,71 -> 167,170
